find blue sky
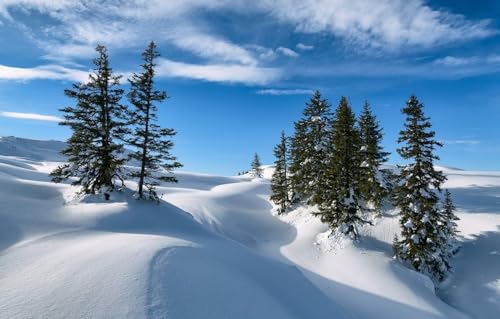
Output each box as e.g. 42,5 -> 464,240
0,0 -> 499,175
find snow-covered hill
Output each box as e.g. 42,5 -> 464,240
0,138 -> 499,319
0,136 -> 66,161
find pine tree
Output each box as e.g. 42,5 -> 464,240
289,90 -> 332,205
50,45 -> 128,200
358,101 -> 390,214
315,97 -> 368,239
438,189 -> 460,265
270,131 -> 290,214
251,153 -> 263,178
126,42 -> 182,202
393,95 -> 450,282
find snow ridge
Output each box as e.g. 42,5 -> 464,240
0,138 -> 499,318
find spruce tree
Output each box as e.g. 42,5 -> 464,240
289,90 -> 331,205
270,131 -> 290,214
438,189 -> 460,265
50,45 -> 128,200
251,153 -> 263,178
358,101 -> 390,214
126,41 -> 182,202
315,97 -> 368,239
393,95 -> 451,282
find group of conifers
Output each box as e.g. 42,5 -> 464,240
267,91 -> 459,282
49,40 -> 459,283
50,42 -> 181,202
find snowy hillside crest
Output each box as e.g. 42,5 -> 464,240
0,137 -> 499,318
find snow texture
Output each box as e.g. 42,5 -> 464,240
0,138 -> 499,319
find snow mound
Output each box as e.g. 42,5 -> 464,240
0,152 -> 350,319
0,137 -> 499,319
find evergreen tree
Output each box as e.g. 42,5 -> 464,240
358,101 -> 390,214
289,90 -> 332,204
50,45 -> 128,200
438,189 -> 460,263
315,97 -> 368,239
270,131 -> 290,214
126,42 -> 182,202
251,153 -> 263,178
393,95 -> 451,282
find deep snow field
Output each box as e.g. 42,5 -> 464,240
0,136 -> 499,319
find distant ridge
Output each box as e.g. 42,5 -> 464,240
0,136 -> 139,165
0,136 -> 66,161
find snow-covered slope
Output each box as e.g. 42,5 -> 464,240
0,149 -> 349,318
0,136 -> 66,161
0,138 -> 499,319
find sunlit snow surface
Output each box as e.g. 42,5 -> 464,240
0,138 -> 499,318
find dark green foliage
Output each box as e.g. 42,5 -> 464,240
315,97 -> 368,239
289,90 -> 332,204
358,101 -> 390,214
50,45 -> 128,199
270,131 -> 290,214
126,42 -> 182,202
392,95 -> 453,282
438,189 -> 460,259
251,153 -> 263,178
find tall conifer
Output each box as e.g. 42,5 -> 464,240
126,41 -> 182,202
393,95 -> 455,282
289,90 -> 331,205
270,131 -> 290,214
315,97 -> 368,239
438,189 -> 460,266
50,45 -> 127,200
358,101 -> 390,214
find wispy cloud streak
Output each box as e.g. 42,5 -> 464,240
256,88 -> 313,95
0,111 -> 62,122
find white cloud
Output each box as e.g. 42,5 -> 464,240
41,43 -> 96,62
157,59 -> 282,85
1,0 -> 492,64
296,43 -> 314,50
164,26 -> 258,65
434,56 -> 476,66
276,46 -> 299,58
299,52 -> 500,79
0,1 -> 259,65
0,0 -> 496,87
0,111 -> 61,122
259,0 -> 496,50
434,55 -> 500,66
443,140 -> 481,145
0,64 -> 89,82
246,45 -> 277,62
256,88 -> 313,95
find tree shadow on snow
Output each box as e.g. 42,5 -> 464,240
298,267 -> 466,319
88,191 -> 215,241
0,176 -> 64,254
438,227 -> 500,319
355,235 -> 394,258
0,217 -> 22,254
449,186 -> 500,213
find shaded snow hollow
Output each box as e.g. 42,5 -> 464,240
0,137 -> 499,319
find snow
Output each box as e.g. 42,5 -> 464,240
1,138 -> 499,318
404,220 -> 415,229
0,136 -> 66,161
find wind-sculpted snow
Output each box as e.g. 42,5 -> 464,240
0,154 -> 350,319
0,142 -> 499,318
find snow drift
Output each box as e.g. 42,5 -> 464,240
0,138 -> 499,318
